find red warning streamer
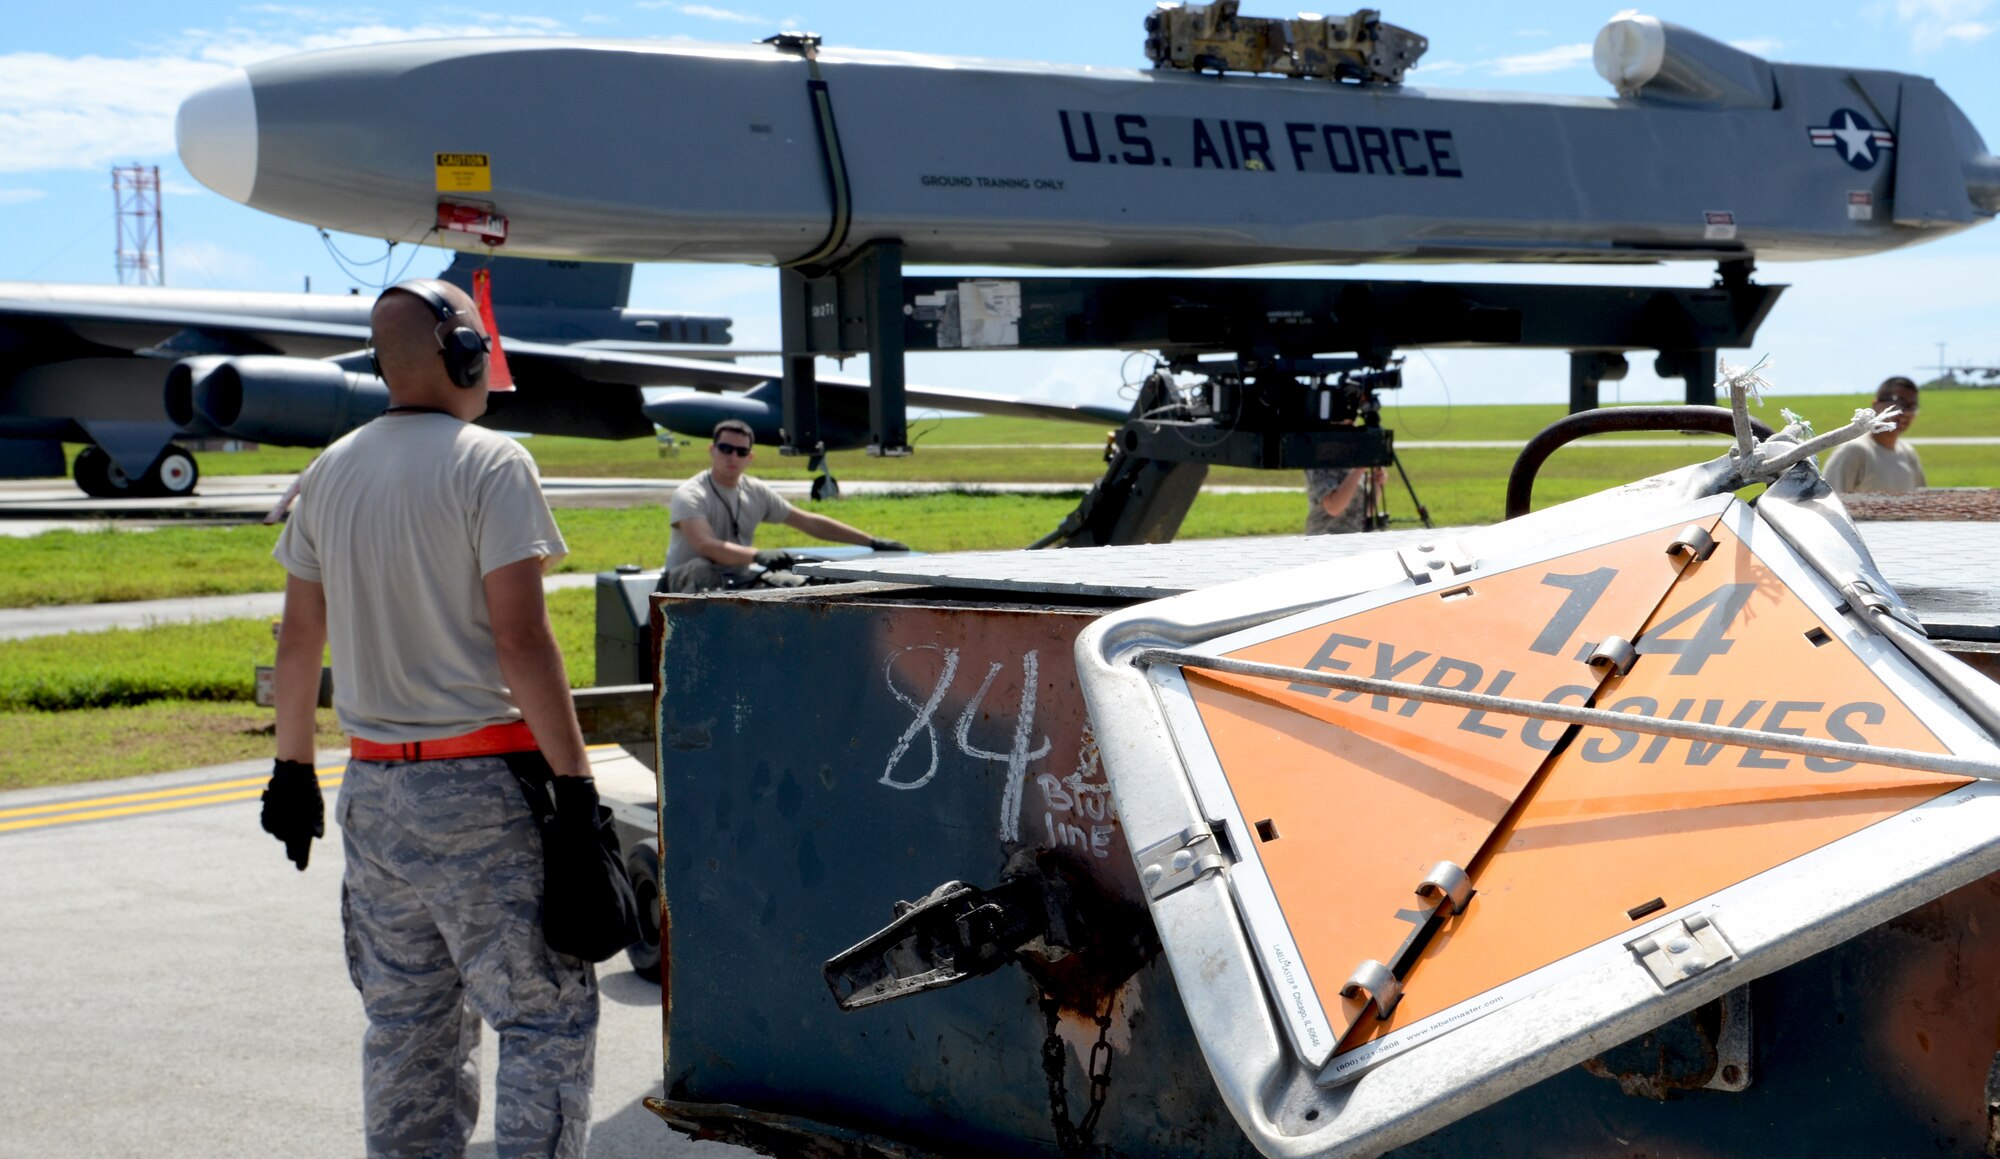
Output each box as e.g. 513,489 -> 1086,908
471,267 -> 515,391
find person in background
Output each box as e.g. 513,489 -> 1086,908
662,419 -> 908,592
1824,376 -> 1926,494
1304,465 -> 1386,534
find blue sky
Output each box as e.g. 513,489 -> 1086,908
4,1 -> 1997,414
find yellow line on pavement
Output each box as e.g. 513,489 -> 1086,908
0,779 -> 347,833
0,767 -> 345,830
3,742 -> 626,834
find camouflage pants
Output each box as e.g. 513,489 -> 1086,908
338,755 -> 598,1158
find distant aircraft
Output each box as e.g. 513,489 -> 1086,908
0,254 -> 1122,496
175,12 -> 1996,270
0,255 -> 726,495
1939,365 -> 2000,384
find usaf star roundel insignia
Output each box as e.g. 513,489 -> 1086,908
1809,108 -> 1896,171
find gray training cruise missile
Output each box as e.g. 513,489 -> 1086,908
176,10 -> 1999,271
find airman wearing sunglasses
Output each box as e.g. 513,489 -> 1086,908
1824,376 -> 1926,495
661,419 -> 909,592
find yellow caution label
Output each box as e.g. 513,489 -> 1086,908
434,152 -> 491,193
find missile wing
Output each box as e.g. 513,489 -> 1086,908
177,13 -> 1998,269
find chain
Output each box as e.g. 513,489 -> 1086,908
1038,992 -> 1117,1159
1039,994 -> 1080,1157
1077,1004 -> 1116,1145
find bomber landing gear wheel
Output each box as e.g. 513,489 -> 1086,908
624,838 -> 663,984
72,446 -> 136,498
143,445 -> 199,497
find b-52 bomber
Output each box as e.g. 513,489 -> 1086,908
0,252 -> 1122,497
0,255 -> 726,496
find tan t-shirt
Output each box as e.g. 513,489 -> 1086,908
273,414 -> 567,742
1823,437 -> 1926,494
663,470 -> 794,571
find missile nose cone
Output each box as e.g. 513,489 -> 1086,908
177,70 -> 258,204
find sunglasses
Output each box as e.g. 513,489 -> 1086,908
712,442 -> 753,457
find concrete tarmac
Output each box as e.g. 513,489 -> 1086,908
0,574 -> 603,641
0,471 -> 1297,535
0,747 -> 751,1158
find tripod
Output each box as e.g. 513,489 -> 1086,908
1364,449 -> 1432,530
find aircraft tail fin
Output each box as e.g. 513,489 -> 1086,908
436,253 -> 633,309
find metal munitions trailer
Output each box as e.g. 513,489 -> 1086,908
602,518 -> 2000,1158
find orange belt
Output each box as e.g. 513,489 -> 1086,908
350,720 -> 539,763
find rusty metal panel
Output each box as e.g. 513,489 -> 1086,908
1399,874 -> 2000,1157
651,586 -> 1257,1158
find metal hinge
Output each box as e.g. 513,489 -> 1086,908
1398,540 -> 1475,585
1342,959 -> 1404,1020
1416,860 -> 1475,916
1629,913 -> 1735,989
1587,635 -> 1639,676
1135,826 -> 1228,902
1666,524 -> 1718,561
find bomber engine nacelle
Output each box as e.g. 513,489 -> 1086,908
163,356 -> 231,437
167,355 -> 388,446
643,380 -> 875,451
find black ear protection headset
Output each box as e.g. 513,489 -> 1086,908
367,279 -> 491,389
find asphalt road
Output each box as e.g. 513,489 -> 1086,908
0,750 -> 751,1158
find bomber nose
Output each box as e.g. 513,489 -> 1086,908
176,70 -> 258,204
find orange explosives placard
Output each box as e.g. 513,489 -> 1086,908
1185,511 -> 1724,1042
1344,517 -> 1962,1056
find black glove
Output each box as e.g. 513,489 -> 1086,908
753,549 -> 796,570
549,775 -> 602,829
868,537 -> 910,552
261,759 -> 324,871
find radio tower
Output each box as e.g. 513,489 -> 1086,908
112,164 -> 164,285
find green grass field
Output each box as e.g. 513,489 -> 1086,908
9,389 -> 1996,788
0,588 -> 597,787
0,587 -> 597,713
174,389 -> 2000,481
0,702 -> 348,791
0,492 -> 1313,607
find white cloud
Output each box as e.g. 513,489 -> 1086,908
633,2 -> 769,22
166,239 -> 264,287
0,188 -> 48,205
0,16 -> 571,175
1727,37 -> 1785,57
239,5 -> 385,23
1486,43 -> 1592,76
1891,0 -> 1998,51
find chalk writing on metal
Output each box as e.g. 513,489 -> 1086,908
956,650 -> 1052,843
880,644 -> 960,790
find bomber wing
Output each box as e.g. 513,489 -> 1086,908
592,351 -> 1129,425
0,297 -> 372,360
